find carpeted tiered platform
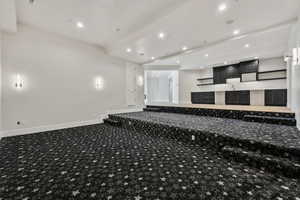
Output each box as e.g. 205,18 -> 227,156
1,124 -> 300,200
1,106 -> 300,200
145,104 -> 297,126
108,111 -> 300,178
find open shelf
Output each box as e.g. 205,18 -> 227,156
197,83 -> 214,86
197,77 -> 213,81
241,72 -> 257,82
257,69 -> 287,81
197,77 -> 214,86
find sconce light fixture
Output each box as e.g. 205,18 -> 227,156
137,75 -> 144,87
15,74 -> 24,89
293,47 -> 300,65
95,77 -> 104,90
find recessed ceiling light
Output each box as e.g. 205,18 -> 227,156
205,54 -> 209,57
76,21 -> 85,29
126,48 -> 132,53
182,46 -> 188,51
233,29 -> 240,35
244,44 -> 250,48
218,3 -> 227,12
158,32 -> 166,39
151,57 -> 155,60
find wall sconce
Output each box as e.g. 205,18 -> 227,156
293,47 -> 300,65
95,77 -> 104,90
137,75 -> 144,87
15,74 -> 24,89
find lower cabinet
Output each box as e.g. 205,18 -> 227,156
225,91 -> 250,105
190,90 -> 287,106
265,89 -> 287,106
191,92 -> 215,104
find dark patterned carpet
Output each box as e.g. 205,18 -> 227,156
1,124 -> 300,200
112,112 -> 300,151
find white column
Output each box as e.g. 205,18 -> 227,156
286,57 -> 293,108
0,32 -> 2,137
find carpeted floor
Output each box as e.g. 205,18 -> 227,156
1,124 -> 300,200
112,111 -> 300,151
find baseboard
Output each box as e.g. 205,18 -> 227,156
1,107 -> 143,138
1,118 -> 105,138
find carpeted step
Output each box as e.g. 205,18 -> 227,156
108,113 -> 300,160
143,107 -> 161,112
243,115 -> 296,126
146,106 -> 296,125
221,146 -> 300,178
103,118 -> 121,126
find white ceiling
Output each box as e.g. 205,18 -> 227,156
149,23 -> 293,70
15,0 -> 185,49
0,0 -> 17,32
15,0 -> 300,65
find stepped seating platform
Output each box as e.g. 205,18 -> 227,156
103,118 -> 122,126
145,104 -> 296,126
243,115 -> 296,126
221,146 -> 300,178
107,111 -> 300,177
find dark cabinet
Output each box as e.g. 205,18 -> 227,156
225,91 -> 250,105
265,89 -> 287,106
213,67 -> 227,84
191,92 -> 215,104
226,65 -> 240,79
213,60 -> 259,85
213,64 -> 240,84
239,60 -> 259,74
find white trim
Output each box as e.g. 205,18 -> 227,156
1,118 -> 104,138
1,107 -> 143,138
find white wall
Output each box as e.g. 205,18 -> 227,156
179,70 -> 202,104
250,90 -> 265,106
289,16 -> 300,129
179,57 -> 287,104
1,25 -> 143,135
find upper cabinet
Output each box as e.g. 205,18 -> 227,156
213,66 -> 227,84
225,64 -> 240,79
239,60 -> 259,74
213,59 -> 259,84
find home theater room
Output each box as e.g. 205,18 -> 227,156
1,0 -> 300,200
